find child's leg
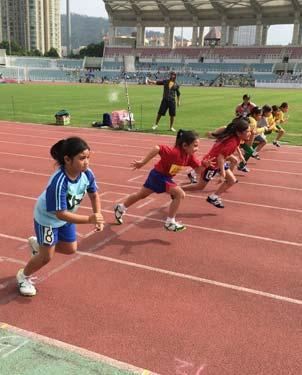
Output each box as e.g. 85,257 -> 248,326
274,127 -> 285,142
255,139 -> 266,152
23,244 -> 56,276
207,170 -> 237,208
215,169 -> 237,196
124,187 -> 153,208
55,241 -> 77,254
114,187 -> 153,224
165,186 -> 186,231
167,186 -> 185,219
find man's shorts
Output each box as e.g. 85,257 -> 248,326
202,163 -> 230,182
143,169 -> 177,193
158,99 -> 176,117
34,220 -> 76,246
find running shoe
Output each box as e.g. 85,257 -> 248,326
207,195 -> 224,208
28,236 -> 39,257
170,127 -> 176,132
237,164 -> 250,173
152,124 -> 158,130
187,171 -> 197,184
16,269 -> 37,296
164,221 -> 186,232
273,141 -> 281,147
114,204 -> 125,224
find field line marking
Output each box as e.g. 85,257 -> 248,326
0,323 -> 158,374
77,251 -> 302,306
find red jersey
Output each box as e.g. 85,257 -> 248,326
202,136 -> 241,168
235,101 -> 256,117
154,145 -> 201,177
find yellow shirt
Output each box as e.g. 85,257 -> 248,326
274,111 -> 285,124
250,116 -> 265,134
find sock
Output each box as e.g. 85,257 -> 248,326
166,217 -> 176,224
209,194 -> 218,199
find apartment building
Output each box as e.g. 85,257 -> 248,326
0,0 -> 61,55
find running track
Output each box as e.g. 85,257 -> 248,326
0,120 -> 301,375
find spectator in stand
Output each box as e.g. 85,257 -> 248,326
148,71 -> 181,132
235,94 -> 256,117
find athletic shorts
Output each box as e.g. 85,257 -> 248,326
254,134 -> 266,143
143,168 -> 177,193
158,99 -> 176,117
202,163 -> 230,182
34,219 -> 76,246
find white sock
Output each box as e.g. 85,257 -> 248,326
166,217 -> 176,224
209,194 -> 218,199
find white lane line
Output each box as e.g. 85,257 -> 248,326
128,175 -> 144,182
1,235 -> 301,306
1,181 -> 302,214
77,251 -> 302,306
0,323 -> 156,375
136,198 -> 155,209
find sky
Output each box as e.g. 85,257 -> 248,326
60,0 -> 293,45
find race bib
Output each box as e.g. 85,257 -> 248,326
169,164 -> 183,175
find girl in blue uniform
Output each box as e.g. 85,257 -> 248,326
16,137 -> 104,296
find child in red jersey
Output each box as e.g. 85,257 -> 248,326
114,129 -> 206,231
183,117 -> 251,208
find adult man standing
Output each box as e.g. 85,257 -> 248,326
148,71 -> 181,132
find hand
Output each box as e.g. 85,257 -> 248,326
202,157 -> 216,168
88,213 -> 104,225
130,159 -> 144,170
95,222 -> 104,232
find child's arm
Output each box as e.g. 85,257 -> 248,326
88,191 -> 104,231
130,145 -> 160,169
236,146 -> 245,163
56,210 -> 103,225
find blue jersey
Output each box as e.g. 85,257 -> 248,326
34,167 -> 98,228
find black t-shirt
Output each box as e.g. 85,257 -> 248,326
156,79 -> 180,101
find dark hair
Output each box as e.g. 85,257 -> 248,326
243,94 -> 250,100
170,71 -> 176,76
262,104 -> 272,115
213,117 -> 249,141
272,105 -> 279,112
175,129 -> 199,147
50,137 -> 90,166
250,106 -> 262,116
280,102 -> 288,109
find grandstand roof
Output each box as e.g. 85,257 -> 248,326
103,0 -> 302,27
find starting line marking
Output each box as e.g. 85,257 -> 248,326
0,323 -> 159,374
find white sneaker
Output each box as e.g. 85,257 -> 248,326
28,236 -> 39,257
170,127 -> 176,132
152,124 -> 158,130
114,204 -> 125,224
16,269 -> 37,296
164,220 -> 186,232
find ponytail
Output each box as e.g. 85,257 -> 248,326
50,137 -> 90,166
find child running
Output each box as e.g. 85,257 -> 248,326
183,117 -> 251,208
271,102 -> 288,147
114,129 -> 206,232
16,137 -> 104,296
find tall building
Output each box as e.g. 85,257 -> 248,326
233,26 -> 256,46
0,0 -> 61,55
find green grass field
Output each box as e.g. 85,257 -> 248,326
1,82 -> 302,144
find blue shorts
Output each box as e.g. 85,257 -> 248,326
143,169 -> 177,194
202,163 -> 230,182
34,220 -> 76,246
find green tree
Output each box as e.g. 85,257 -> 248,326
44,48 -> 60,58
79,42 -> 104,57
28,49 -> 42,57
